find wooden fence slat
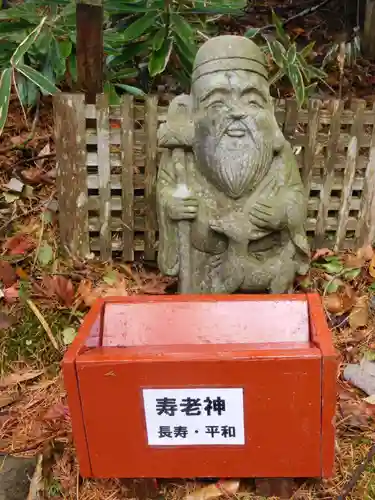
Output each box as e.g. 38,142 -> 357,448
96,93 -> 111,261
334,101 -> 364,248
303,100 -> 321,197
120,95 -> 134,261
314,100 -> 343,248
334,137 -> 358,250
53,93 -> 89,258
357,102 -> 375,246
143,96 -> 158,261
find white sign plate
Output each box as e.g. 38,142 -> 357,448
142,388 -> 245,446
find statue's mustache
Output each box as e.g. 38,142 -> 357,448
215,118 -> 257,148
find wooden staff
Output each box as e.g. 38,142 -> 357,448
172,148 -> 192,294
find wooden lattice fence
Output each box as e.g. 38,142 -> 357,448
53,93 -> 375,261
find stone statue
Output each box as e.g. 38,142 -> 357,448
156,35 -> 310,294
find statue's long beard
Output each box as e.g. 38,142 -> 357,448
194,117 -> 273,199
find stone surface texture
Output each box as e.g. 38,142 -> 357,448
156,35 -> 310,294
0,455 -> 36,500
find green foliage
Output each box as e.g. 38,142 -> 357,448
246,10 -> 327,108
0,0 -> 75,133
104,0 -> 246,100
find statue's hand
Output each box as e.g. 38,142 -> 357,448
167,196 -> 198,221
249,201 -> 286,231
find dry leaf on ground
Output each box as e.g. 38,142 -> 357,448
76,274 -> 129,308
3,284 -> 19,303
357,245 -> 374,262
51,276 -> 74,307
0,370 -> 44,389
349,295 -> 369,329
339,399 -> 374,428
27,454 -> 43,500
343,253 -> 365,269
370,254 -> 375,278
184,480 -> 240,500
0,260 -> 17,287
3,233 -> 35,255
43,403 -> 69,422
312,248 -> 335,261
324,285 -> 356,314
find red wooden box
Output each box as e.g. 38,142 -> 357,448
63,293 -> 338,479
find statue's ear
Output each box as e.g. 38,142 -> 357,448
158,94 -> 194,149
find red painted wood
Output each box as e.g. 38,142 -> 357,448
102,299 -> 309,346
77,346 -> 322,478
307,293 -> 338,478
63,293 -> 337,479
62,299 -> 104,476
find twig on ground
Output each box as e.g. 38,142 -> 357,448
337,442 -> 375,499
26,298 -> 59,351
0,190 -> 56,235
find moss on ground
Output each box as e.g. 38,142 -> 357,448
0,304 -> 77,373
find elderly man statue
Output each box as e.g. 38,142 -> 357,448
156,35 -> 310,294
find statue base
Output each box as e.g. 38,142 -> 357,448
63,294 -> 337,479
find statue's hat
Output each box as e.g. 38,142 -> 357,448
192,35 -> 268,83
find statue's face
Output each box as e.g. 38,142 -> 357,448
192,70 -> 276,199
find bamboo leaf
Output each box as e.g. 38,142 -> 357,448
16,64 -> 59,95
171,13 -> 194,42
300,41 -> 315,58
286,44 -> 297,65
271,9 -> 289,45
266,39 -> 286,67
115,83 -> 145,97
121,12 -> 157,42
148,38 -> 173,77
153,27 -> 166,51
104,81 -> 121,106
0,68 -> 12,135
59,40 -> 72,59
11,16 -> 47,67
286,64 -> 305,108
245,27 -> 261,39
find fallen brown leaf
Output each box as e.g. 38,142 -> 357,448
339,396 -> 375,428
3,284 -> 19,303
357,245 -> 374,262
324,285 -> 355,315
184,480 -> 240,500
343,253 -> 365,269
369,254 -> 375,278
3,233 -> 35,255
0,370 -> 43,389
21,167 -> 45,184
43,403 -> 68,421
51,276 -> 74,307
349,295 -> 369,329
312,248 -> 334,261
76,273 -> 128,308
0,260 -> 17,287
